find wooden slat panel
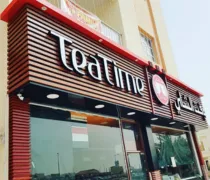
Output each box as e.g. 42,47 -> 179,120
8,7 -> 29,94
8,5 -> 207,127
9,95 -> 31,180
168,81 -> 208,129
8,9 -> 31,180
24,6 -> 152,112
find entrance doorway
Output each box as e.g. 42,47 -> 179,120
121,120 -> 147,180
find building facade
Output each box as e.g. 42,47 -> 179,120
0,0 -> 208,180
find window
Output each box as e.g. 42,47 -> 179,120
152,126 -> 200,179
31,105 -> 128,180
140,33 -> 156,62
101,22 -> 122,45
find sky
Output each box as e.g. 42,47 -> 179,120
160,0 -> 210,125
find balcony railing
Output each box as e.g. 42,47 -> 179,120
47,0 -> 122,45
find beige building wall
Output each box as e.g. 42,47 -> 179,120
115,0 -> 145,57
133,0 -> 161,65
133,0 -> 178,76
75,0 -> 178,77
197,128 -> 210,162
0,0 -> 9,179
75,0 -> 145,58
149,0 -> 178,77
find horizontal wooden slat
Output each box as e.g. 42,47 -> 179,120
8,6 -> 206,128
168,81 -> 207,129
9,95 -> 30,180
23,6 -> 152,112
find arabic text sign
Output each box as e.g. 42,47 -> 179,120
174,91 -> 205,116
61,0 -> 102,32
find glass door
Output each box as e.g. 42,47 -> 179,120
121,120 -> 147,180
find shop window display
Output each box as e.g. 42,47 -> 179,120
31,105 -> 128,180
152,126 -> 200,180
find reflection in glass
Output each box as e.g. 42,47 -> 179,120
122,122 -> 147,180
31,105 -> 128,180
152,126 -> 200,179
122,123 -> 138,151
128,153 -> 147,180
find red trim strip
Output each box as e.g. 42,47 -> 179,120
0,0 -> 203,97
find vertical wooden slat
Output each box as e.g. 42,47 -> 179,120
9,95 -> 31,180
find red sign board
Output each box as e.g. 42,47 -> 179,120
152,74 -> 169,105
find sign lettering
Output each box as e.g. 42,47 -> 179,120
174,91 -> 205,116
50,30 -> 145,96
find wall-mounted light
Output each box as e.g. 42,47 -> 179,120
17,93 -> 24,101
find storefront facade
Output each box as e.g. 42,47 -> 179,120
1,0 -> 208,180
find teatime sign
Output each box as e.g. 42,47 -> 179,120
51,30 -> 145,96
50,30 -> 205,118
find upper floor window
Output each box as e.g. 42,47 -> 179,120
140,33 -> 156,62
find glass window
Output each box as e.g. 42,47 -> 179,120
152,126 -> 200,179
127,153 -> 147,180
122,121 -> 147,180
31,105 -> 128,180
122,122 -> 139,151
140,33 -> 156,62
101,22 -> 122,45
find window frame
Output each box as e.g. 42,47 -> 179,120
139,27 -> 158,63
